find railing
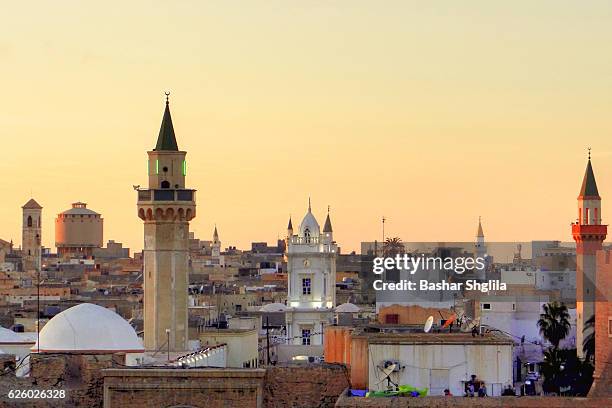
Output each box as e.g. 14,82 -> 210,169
137,189 -> 195,202
290,236 -> 320,245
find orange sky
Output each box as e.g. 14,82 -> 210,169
1,1 -> 612,253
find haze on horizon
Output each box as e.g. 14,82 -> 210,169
1,1 -> 612,254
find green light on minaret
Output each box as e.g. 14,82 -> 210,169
182,160 -> 187,176
156,159 -> 159,174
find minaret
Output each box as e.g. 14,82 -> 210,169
212,225 -> 221,257
285,200 -> 337,346
572,150 -> 607,358
474,217 -> 486,279
22,199 -> 42,271
137,94 -> 196,351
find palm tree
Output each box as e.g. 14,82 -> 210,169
582,315 -> 595,364
537,302 -> 571,349
383,237 -> 404,256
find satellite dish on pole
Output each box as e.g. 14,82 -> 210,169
424,316 -> 434,333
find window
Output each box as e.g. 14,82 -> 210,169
301,329 -> 311,345
482,303 -> 491,310
385,314 -> 399,324
161,180 -> 170,189
27,216 -> 32,228
304,228 -> 311,243
302,278 -> 311,295
608,317 -> 612,337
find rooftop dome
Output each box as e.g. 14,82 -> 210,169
32,303 -> 144,353
60,202 -> 100,216
0,326 -> 23,343
299,202 -> 320,238
335,303 -> 360,313
260,303 -> 288,312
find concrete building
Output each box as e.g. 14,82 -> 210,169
21,198 -> 42,271
55,202 -> 103,258
327,325 -> 514,396
572,154 -> 607,358
285,202 -> 337,346
590,249 -> 612,395
137,95 -> 196,352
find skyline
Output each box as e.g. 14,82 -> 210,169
2,1 -> 612,253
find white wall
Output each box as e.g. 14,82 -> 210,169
368,343 -> 513,396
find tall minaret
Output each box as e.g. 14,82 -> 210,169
137,94 -> 196,351
572,150 -> 607,358
212,225 -> 221,257
474,217 -> 486,279
22,199 -> 42,272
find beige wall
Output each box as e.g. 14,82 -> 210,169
199,329 -> 259,368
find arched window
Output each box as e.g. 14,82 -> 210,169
161,180 -> 170,189
304,228 -> 311,243
27,216 -> 32,227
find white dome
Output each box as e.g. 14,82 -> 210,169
0,326 -> 22,343
299,210 -> 320,238
260,303 -> 288,312
335,303 -> 360,313
32,303 -> 144,353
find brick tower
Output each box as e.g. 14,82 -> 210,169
572,151 -> 607,359
137,94 -> 196,351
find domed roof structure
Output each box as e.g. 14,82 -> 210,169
299,200 -> 320,238
32,303 -> 144,353
260,303 -> 288,312
0,326 -> 23,343
335,303 -> 360,313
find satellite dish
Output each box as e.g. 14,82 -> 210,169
424,316 -> 434,333
375,363 -> 399,391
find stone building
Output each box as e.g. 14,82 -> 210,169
22,198 -> 42,271
55,202 -> 103,258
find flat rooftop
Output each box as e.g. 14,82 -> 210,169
351,326 -> 514,345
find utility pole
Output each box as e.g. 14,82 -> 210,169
36,264 -> 40,354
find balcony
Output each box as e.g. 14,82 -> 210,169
137,189 -> 196,203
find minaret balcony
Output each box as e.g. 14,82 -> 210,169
137,188 -> 196,203
137,189 -> 196,221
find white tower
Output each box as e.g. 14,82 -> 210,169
285,200 -> 337,346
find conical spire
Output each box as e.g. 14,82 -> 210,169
308,197 -> 311,212
477,216 -> 484,237
213,225 -> 219,241
579,151 -> 599,198
154,93 -> 179,151
323,213 -> 333,233
287,216 -> 293,230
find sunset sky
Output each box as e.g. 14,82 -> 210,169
1,1 -> 612,253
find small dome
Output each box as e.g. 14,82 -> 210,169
260,303 -> 288,312
335,303 -> 360,313
0,326 -> 23,343
32,303 -> 144,353
299,210 -> 320,238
